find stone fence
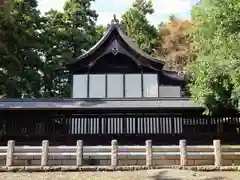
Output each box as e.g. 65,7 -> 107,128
0,140 -> 240,167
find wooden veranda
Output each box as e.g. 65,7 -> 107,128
0,99 -> 239,146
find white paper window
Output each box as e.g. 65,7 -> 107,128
143,74 -> 158,97
72,75 -> 88,98
107,74 -> 124,98
125,74 -> 142,97
89,74 -> 106,98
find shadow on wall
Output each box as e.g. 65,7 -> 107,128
150,171 -> 225,180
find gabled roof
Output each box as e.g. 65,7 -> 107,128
67,15 -> 165,71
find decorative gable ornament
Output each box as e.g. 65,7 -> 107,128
111,40 -> 119,55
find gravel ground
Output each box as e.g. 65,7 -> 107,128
0,169 -> 239,180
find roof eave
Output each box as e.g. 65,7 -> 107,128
66,25 -> 115,68
115,25 -> 165,67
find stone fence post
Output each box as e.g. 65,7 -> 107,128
41,140 -> 49,166
76,140 -> 83,166
213,140 -> 221,167
111,139 -> 118,167
6,140 -> 15,167
180,139 -> 187,166
146,140 -> 152,167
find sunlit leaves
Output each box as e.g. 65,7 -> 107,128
154,18 -> 193,72
187,0 -> 240,115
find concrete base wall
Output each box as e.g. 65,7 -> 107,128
0,155 -> 238,166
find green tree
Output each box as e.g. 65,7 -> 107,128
132,0 -> 154,15
40,0 -> 103,98
121,0 -> 158,54
39,10 -> 68,97
0,0 -> 43,98
187,0 -> 240,115
94,25 -> 106,43
0,0 -> 104,98
63,0 -> 98,58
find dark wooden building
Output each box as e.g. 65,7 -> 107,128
0,17 -> 239,146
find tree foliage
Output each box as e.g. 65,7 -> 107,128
0,0 -> 43,98
40,0 -> 100,98
0,0 -> 103,98
154,17 -> 194,72
187,0 -> 240,115
121,0 -> 158,54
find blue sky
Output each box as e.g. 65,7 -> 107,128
37,0 -> 198,26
